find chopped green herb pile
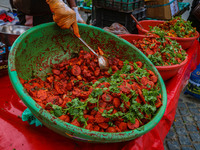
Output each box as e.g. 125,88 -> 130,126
132,31 -> 187,66
150,16 -> 197,38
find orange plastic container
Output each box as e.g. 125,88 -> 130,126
119,34 -> 188,80
136,20 -> 199,50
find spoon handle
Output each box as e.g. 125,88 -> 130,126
130,14 -> 144,29
78,37 -> 99,57
70,27 -> 99,57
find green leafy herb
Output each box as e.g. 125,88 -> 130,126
87,96 -> 98,104
48,103 -> 63,117
91,88 -> 103,97
121,93 -> 130,102
108,67 -> 113,74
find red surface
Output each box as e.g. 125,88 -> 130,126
119,34 -> 189,81
0,13 -> 14,22
136,20 -> 200,50
0,41 -> 199,150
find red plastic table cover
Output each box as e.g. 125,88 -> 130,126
0,41 -> 199,150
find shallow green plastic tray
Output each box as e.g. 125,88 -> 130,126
8,22 -> 167,143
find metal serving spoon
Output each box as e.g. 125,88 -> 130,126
77,37 -> 109,70
71,28 -> 109,70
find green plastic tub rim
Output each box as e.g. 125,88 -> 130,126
8,22 -> 167,143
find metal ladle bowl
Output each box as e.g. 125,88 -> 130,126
77,37 -> 109,70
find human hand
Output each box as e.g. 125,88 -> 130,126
46,0 -> 80,37
72,7 -> 86,24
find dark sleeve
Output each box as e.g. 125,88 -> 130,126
30,0 -> 52,16
13,0 -> 52,16
191,0 -> 200,10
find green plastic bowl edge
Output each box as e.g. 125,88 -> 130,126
8,22 -> 167,143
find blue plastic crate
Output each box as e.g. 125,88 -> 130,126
178,2 -> 190,11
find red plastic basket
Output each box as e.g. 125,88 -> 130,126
155,57 -> 188,81
119,34 -> 188,80
136,20 -> 199,50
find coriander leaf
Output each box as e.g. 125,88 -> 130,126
87,97 -> 98,104
108,67 -> 113,74
141,104 -> 157,115
109,85 -> 120,93
121,93 -> 130,102
91,88 -> 103,97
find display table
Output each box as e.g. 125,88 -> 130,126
0,41 -> 199,150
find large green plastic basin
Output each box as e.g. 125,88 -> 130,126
8,23 -> 167,143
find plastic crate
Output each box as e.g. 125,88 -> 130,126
93,0 -> 145,13
132,7 -> 146,20
178,2 -> 190,11
94,7 -> 146,33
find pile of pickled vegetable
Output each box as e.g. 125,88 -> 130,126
20,50 -> 162,133
132,32 -> 187,66
150,16 -> 197,38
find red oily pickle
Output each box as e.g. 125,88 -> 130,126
22,50 -> 162,133
132,32 -> 187,66
71,118 -> 81,127
127,119 -> 140,130
106,127 -> 116,132
85,123 -> 93,130
102,93 -> 113,102
113,98 -> 121,108
98,122 -> 109,129
71,65 -> 81,76
118,122 -> 128,131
